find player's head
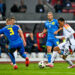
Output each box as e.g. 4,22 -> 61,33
58,17 -> 65,27
10,17 -> 16,25
6,18 -> 12,25
47,12 -> 53,21
30,33 -> 33,38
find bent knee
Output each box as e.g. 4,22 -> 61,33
54,46 -> 60,51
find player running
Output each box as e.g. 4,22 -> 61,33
49,17 -> 75,68
0,18 -> 29,69
40,12 -> 62,66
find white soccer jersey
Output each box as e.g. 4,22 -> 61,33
56,24 -> 75,55
63,24 -> 75,45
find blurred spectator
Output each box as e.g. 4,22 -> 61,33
0,0 -> 6,20
46,0 -> 51,3
19,0 -> 27,13
0,34 -> 8,58
43,0 -> 50,12
51,0 -> 58,6
35,0 -> 45,13
43,0 -> 55,12
25,33 -> 38,54
40,36 -> 47,52
54,0 -> 63,13
65,0 -> 72,10
11,1 -> 19,12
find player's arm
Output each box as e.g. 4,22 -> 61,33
18,26 -> 26,46
54,27 -> 63,34
40,28 -> 47,36
0,28 -> 4,34
40,22 -> 47,36
55,36 -> 65,39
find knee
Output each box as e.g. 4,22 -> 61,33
47,48 -> 51,53
54,47 -> 59,51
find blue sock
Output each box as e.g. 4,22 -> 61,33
0,48 -> 1,56
8,53 -> 16,64
21,53 -> 27,58
47,53 -> 51,63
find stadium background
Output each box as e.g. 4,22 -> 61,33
1,0 -> 75,75
0,0 -> 75,62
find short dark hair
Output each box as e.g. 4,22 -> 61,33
58,17 -> 65,21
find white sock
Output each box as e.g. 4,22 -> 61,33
51,51 -> 58,64
14,64 -> 16,66
13,51 -> 17,58
65,58 -> 73,66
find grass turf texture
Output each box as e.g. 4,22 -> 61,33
0,63 -> 75,75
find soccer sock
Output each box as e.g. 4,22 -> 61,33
13,51 -> 17,58
0,48 -> 1,56
47,53 -> 51,63
21,53 -> 27,58
60,51 -> 64,55
65,59 -> 73,66
51,51 -> 58,64
8,53 -> 16,65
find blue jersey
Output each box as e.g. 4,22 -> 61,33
45,19 -> 59,40
0,25 -> 22,44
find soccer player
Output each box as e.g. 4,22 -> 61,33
0,18 -> 29,69
8,17 -> 18,65
40,12 -> 62,66
50,17 -> 75,68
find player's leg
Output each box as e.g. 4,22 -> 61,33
13,50 -> 17,58
18,45 -> 29,67
10,50 -> 18,65
46,46 -> 53,67
50,40 -> 60,64
46,40 -> 53,64
8,48 -> 18,69
49,41 -> 64,67
47,46 -> 52,63
50,47 -> 59,64
62,55 -> 75,68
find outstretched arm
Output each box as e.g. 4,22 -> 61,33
18,27 -> 26,46
54,27 -> 63,34
40,28 -> 47,37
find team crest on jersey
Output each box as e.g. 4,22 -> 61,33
52,22 -> 55,25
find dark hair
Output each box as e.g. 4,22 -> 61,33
58,17 -> 65,21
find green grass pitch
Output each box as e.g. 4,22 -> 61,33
0,63 -> 75,75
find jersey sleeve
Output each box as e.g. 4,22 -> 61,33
16,25 -> 22,31
66,24 -> 74,33
44,22 -> 48,29
0,28 -> 4,34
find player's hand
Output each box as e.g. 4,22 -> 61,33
54,31 -> 58,35
61,37 -> 65,40
23,42 -> 26,47
5,45 -> 8,48
39,33 -> 43,37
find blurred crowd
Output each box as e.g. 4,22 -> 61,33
0,0 -> 75,20
0,32 -> 47,58
0,0 -> 75,57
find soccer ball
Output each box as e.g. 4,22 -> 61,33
38,61 -> 46,68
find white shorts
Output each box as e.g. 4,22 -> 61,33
58,41 -> 75,55
58,42 -> 69,50
71,45 -> 75,51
